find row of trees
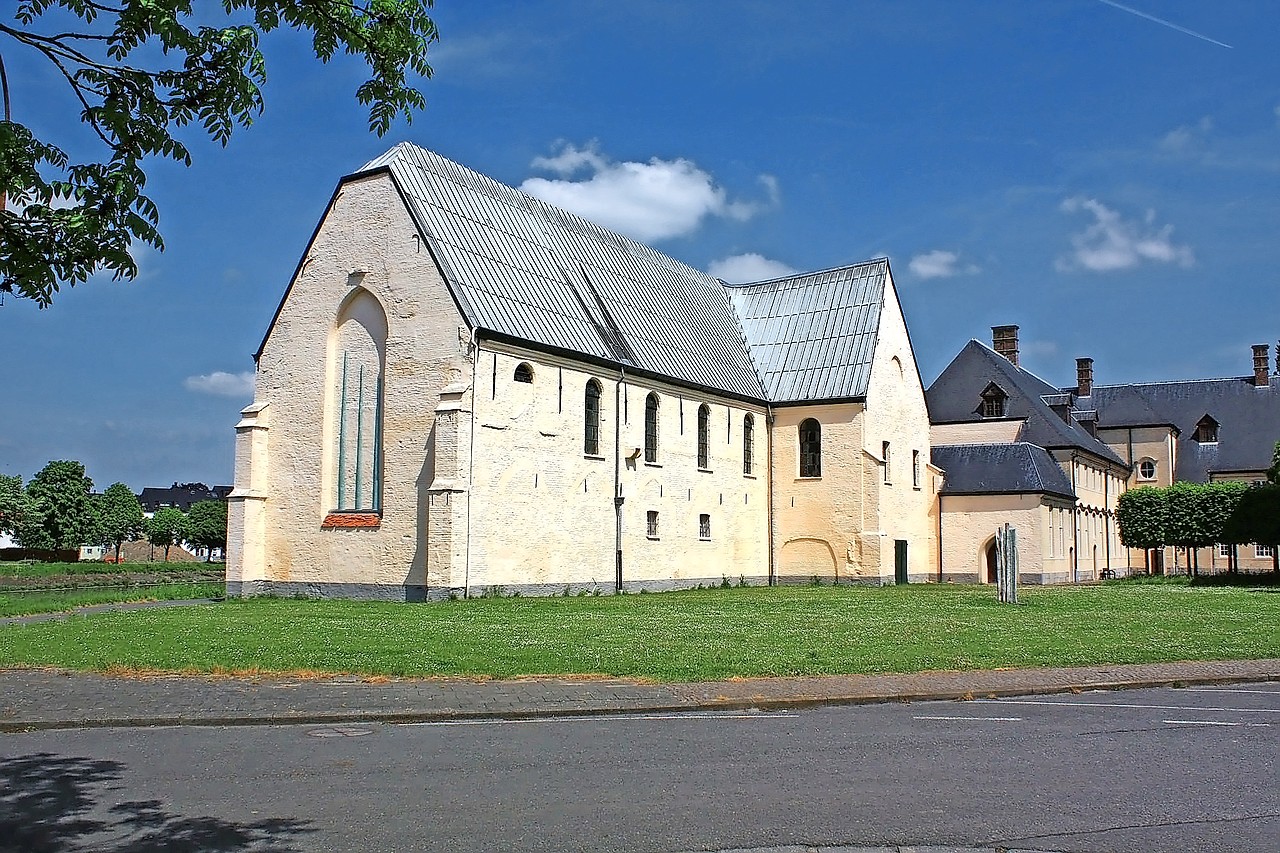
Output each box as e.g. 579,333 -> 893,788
1116,445 -> 1280,574
0,461 -> 226,562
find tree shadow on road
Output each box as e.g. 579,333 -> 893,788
0,752 -> 315,852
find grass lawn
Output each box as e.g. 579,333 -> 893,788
0,583 -> 1275,680
0,583 -> 226,618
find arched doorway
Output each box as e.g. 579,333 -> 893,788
984,539 -> 998,584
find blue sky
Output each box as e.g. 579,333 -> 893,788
2,0 -> 1278,491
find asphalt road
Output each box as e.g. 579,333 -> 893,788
2,684 -> 1276,852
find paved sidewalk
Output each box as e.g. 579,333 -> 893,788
1,658 -> 1275,733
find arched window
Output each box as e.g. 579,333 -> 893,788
584,379 -> 602,455
743,413 -> 755,475
697,404 -> 710,469
799,418 -> 821,477
513,363 -> 533,383
1138,458 -> 1157,480
331,288 -> 387,512
644,393 -> 659,463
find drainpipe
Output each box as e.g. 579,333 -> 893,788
1104,468 -> 1111,575
766,404 -> 776,586
614,366 -> 625,593
463,332 -> 480,598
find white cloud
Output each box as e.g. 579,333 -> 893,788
184,371 -> 255,398
520,142 -> 776,243
907,249 -> 979,279
708,253 -> 797,283
1056,197 -> 1194,273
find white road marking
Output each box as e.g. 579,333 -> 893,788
1184,687 -> 1280,696
913,715 -> 1022,722
1163,720 -> 1272,727
400,712 -> 799,727
975,698 -> 1280,714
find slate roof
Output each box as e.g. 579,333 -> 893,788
1081,375 -> 1280,482
359,143 -> 765,400
138,483 -> 230,513
932,443 -> 1076,500
926,340 -> 1128,468
726,260 -> 887,403
338,143 -> 892,404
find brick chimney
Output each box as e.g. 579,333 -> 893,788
1076,357 -> 1094,397
1253,344 -> 1270,387
992,325 -> 1019,366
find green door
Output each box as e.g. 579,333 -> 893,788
894,539 -> 908,585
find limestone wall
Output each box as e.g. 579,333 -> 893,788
939,493 -> 1070,584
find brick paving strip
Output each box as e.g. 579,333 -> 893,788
0,658 -> 1275,733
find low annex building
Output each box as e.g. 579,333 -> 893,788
227,143 -> 938,600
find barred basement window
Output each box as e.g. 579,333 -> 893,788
697,404 -> 710,469
698,513 -> 711,540
513,362 -> 533,383
799,418 -> 821,477
647,510 -> 659,539
584,379 -> 602,455
743,413 -> 755,475
645,392 -> 659,463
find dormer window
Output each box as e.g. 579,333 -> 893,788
980,383 -> 1008,419
1194,415 -> 1219,444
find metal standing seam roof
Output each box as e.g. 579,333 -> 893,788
359,143 -> 766,400
725,260 -> 888,403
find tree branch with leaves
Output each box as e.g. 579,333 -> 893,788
1,1 -> 437,306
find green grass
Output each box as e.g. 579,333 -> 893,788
0,583 -> 225,618
0,584 -> 1275,680
0,561 -> 224,578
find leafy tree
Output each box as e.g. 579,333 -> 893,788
1224,484 -> 1280,574
24,460 -> 93,549
1268,440 -> 1280,485
1,1 -> 438,306
145,506 -> 189,562
94,482 -> 144,562
0,473 -> 32,538
187,499 -> 228,562
1116,486 -> 1167,551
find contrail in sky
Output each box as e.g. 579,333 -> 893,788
1097,0 -> 1233,49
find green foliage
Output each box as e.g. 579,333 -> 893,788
1268,440 -> 1280,485
24,460 -> 93,550
0,474 -> 35,537
1116,486 -> 1167,549
93,482 -> 145,561
145,507 -> 189,561
1,1 -> 438,306
186,500 -> 228,561
1224,484 -> 1280,557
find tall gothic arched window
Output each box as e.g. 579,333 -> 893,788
799,418 -> 821,478
644,392 -> 659,463
584,379 -> 603,455
697,404 -> 710,468
743,413 -> 755,475
330,288 -> 387,512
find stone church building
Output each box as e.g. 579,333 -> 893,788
227,143 -> 938,599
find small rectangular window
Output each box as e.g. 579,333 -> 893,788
646,510 -> 659,539
698,513 -> 711,540
1256,544 -> 1274,558
1217,543 -> 1231,558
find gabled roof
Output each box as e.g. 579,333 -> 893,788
932,442 -> 1076,500
726,259 -> 887,403
358,143 -> 766,400
1084,375 -> 1280,482
926,340 -> 1128,468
